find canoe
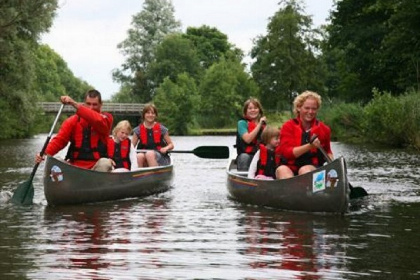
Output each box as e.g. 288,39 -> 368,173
43,156 -> 173,206
226,157 -> 350,214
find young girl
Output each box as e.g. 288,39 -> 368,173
108,120 -> 139,172
132,104 -> 174,167
247,126 -> 280,180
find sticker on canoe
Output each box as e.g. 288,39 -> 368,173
312,170 -> 326,193
50,165 -> 63,182
326,169 -> 339,188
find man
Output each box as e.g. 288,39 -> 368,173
36,89 -> 113,171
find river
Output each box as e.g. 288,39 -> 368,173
0,135 -> 419,279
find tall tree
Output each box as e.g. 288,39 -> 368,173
113,0 -> 181,102
0,0 -> 58,138
251,0 -> 323,111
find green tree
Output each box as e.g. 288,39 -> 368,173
113,0 -> 181,102
154,73 -> 198,135
184,25 -> 243,69
198,58 -> 258,128
0,0 -> 58,138
251,0 -> 323,111
148,33 -> 202,90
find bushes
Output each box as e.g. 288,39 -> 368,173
323,90 -> 420,150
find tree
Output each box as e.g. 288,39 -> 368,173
184,25 -> 243,69
0,0 -> 58,138
251,0 -> 323,111
148,33 -> 202,90
113,0 -> 181,102
198,58 -> 258,128
154,73 -> 198,135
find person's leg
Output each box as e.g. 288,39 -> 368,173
145,150 -> 158,167
137,153 -> 146,167
236,153 -> 252,171
298,165 -> 316,175
92,158 -> 113,172
275,165 -> 294,179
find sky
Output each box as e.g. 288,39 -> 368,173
41,0 -> 334,100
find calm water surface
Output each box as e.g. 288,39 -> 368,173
0,136 -> 419,279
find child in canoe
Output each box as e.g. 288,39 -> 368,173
247,126 -> 280,180
107,120 -> 139,172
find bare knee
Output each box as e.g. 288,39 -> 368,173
276,165 -> 294,179
298,165 -> 316,175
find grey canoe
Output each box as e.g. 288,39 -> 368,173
226,157 -> 350,214
43,156 -> 173,206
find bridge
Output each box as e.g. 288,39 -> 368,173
37,102 -> 145,116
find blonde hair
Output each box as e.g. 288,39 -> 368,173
112,120 -> 132,138
293,90 -> 322,116
261,126 -> 279,145
243,98 -> 264,119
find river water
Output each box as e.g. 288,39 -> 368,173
0,135 -> 419,279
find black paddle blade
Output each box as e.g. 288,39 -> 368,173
193,146 -> 230,159
11,180 -> 35,205
350,186 -> 369,200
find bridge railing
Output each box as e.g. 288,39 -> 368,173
37,102 -> 144,116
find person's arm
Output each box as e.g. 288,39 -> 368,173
160,133 -> 174,154
76,106 -> 113,137
44,116 -> 76,156
241,117 -> 266,144
247,150 -> 260,178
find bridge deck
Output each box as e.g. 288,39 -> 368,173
38,102 -> 144,116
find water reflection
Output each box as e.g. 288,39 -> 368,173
33,197 -> 170,279
236,206 -> 350,279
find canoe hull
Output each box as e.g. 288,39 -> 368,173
44,156 -> 173,206
226,157 -> 349,213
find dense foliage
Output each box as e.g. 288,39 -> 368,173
2,0 -> 419,149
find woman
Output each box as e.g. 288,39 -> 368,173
235,98 -> 266,171
276,91 -> 333,179
132,104 -> 174,167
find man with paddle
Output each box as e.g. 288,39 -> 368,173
35,89 -> 113,171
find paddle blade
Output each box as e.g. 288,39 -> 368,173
11,180 -> 35,205
350,186 -> 369,200
193,146 -> 230,159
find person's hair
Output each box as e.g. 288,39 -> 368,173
242,98 -> 264,119
84,89 -> 102,104
293,90 -> 322,116
112,120 -> 132,138
141,103 -> 158,120
261,126 -> 279,145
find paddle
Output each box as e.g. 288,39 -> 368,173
137,145 -> 230,159
11,104 -> 65,205
312,137 -> 368,200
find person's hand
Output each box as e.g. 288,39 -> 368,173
309,134 -> 321,148
60,96 -> 77,108
160,147 -> 168,154
259,116 -> 267,125
35,153 -> 44,164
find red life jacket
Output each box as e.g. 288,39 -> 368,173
280,118 -> 326,173
66,116 -> 107,161
256,144 -> 278,178
236,118 -> 265,155
138,123 -> 163,150
107,138 -> 131,169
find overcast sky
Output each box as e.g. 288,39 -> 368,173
41,0 -> 334,100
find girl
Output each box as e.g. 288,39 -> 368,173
132,104 -> 174,167
247,126 -> 280,180
108,120 -> 139,172
235,98 -> 267,171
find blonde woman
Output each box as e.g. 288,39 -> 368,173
275,91 -> 333,179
